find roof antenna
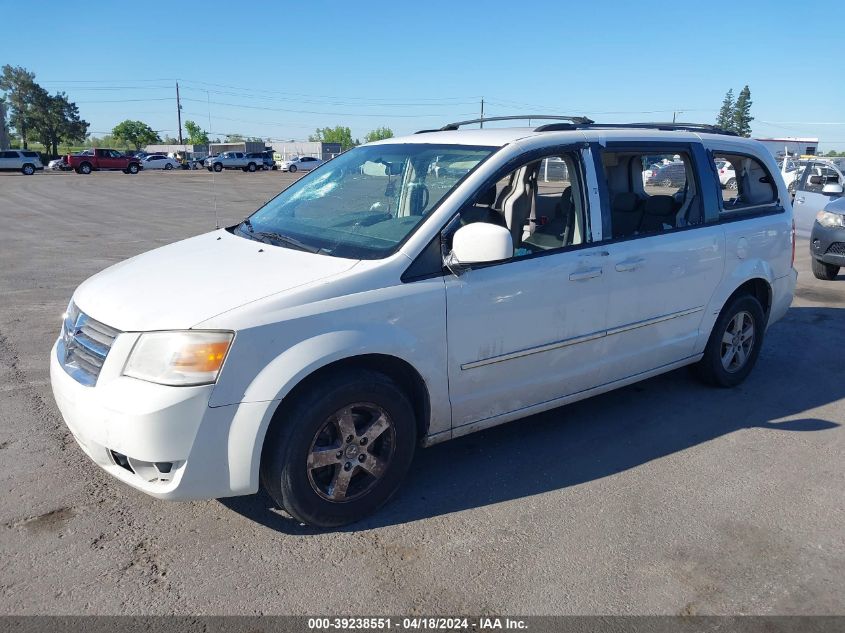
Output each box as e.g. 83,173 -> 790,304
207,90 -> 220,230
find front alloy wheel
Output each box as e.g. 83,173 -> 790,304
261,369 -> 416,528
307,404 -> 395,502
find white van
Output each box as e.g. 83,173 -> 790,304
50,117 -> 796,527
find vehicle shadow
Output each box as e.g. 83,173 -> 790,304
219,306 -> 843,534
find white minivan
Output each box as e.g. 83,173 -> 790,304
50,117 -> 797,527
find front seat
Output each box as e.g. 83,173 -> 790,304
526,186 -> 574,249
501,166 -> 535,248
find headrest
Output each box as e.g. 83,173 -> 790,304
612,192 -> 640,213
476,185 -> 496,206
643,195 -> 675,216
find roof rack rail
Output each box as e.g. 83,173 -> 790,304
582,122 -> 738,136
434,115 -> 594,132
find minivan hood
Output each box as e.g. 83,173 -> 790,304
73,229 -> 359,331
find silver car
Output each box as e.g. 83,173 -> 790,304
0,149 -> 43,175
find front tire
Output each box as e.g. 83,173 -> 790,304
213,163 -> 223,172
695,294 -> 766,388
288,164 -> 297,173
127,163 -> 139,174
260,369 -> 417,528
812,258 -> 840,280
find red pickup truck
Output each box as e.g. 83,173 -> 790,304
68,149 -> 142,174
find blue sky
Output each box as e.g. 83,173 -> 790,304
3,0 -> 844,149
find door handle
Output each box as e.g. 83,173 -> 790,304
795,197 -> 804,204
569,267 -> 602,281
615,257 -> 645,272
580,250 -> 610,257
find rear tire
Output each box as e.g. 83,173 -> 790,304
695,294 -> 765,388
247,162 -> 257,172
164,163 -> 173,170
21,163 -> 35,175
812,258 -> 840,280
78,162 -> 92,175
260,369 -> 417,528
726,177 -> 737,190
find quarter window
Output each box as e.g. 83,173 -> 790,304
712,153 -> 777,211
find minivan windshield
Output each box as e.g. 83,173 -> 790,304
235,143 -> 495,259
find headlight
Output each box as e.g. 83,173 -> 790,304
123,331 -> 234,386
816,210 -> 845,228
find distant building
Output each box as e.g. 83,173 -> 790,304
269,141 -> 343,161
209,141 -> 267,155
755,137 -> 819,158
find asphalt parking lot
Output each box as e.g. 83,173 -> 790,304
0,170 -> 843,616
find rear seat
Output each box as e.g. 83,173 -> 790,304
611,192 -> 643,238
638,195 -> 676,233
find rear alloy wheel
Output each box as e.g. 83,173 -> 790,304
727,177 -> 738,190
811,257 -> 840,281
79,162 -> 92,174
164,163 -> 173,170
661,178 -> 673,188
247,162 -> 257,172
695,294 -> 765,387
261,369 -> 416,528
21,163 -> 35,175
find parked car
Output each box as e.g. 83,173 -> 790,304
809,195 -> 845,280
47,156 -> 69,171
646,161 -> 686,187
50,120 -> 796,528
205,151 -> 261,172
792,159 -> 845,237
278,155 -> 324,172
68,148 -> 141,174
245,152 -> 270,170
141,155 -> 181,170
0,149 -> 44,175
715,159 -> 737,189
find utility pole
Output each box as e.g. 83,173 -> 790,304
480,98 -> 484,128
0,100 -> 9,150
176,81 -> 184,144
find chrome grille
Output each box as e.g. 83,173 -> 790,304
58,303 -> 120,386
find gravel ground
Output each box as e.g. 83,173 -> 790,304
0,170 -> 842,615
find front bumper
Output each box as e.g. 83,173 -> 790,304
810,223 -> 845,266
49,337 -> 244,500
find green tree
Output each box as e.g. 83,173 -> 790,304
364,126 -> 393,143
0,65 -> 44,148
111,120 -> 161,150
716,89 -> 734,132
732,85 -> 753,138
309,126 -> 358,150
31,91 -> 89,157
225,133 -> 245,142
184,120 -> 209,145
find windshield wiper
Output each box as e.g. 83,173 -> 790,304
251,230 -> 321,254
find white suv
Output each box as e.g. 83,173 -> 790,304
0,149 -> 43,175
50,117 -> 796,527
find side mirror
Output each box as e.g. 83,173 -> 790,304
447,222 -> 513,269
822,183 -> 844,195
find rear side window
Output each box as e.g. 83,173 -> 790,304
712,152 -> 778,212
601,150 -> 703,239
22,151 -> 39,158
